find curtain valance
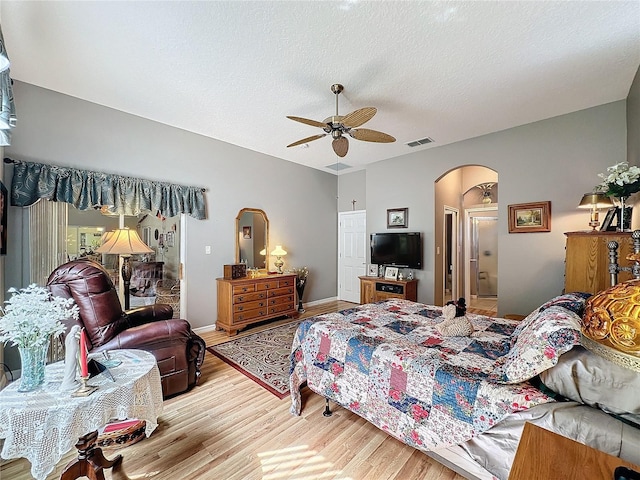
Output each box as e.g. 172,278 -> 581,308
8,158 -> 207,220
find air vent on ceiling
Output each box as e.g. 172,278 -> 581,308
326,162 -> 352,171
406,137 -> 434,147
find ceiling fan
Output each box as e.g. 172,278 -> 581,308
286,84 -> 396,157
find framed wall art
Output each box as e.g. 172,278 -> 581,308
387,208 -> 408,228
508,201 -> 551,233
166,231 -> 175,247
242,226 -> 252,239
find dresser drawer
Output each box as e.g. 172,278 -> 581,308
256,280 -> 279,291
232,284 -> 256,294
233,298 -> 268,313
278,277 -> 294,287
233,291 -> 267,304
268,294 -> 294,306
233,307 -> 268,324
268,286 -> 294,297
269,303 -> 293,315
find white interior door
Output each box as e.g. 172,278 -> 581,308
338,210 -> 367,303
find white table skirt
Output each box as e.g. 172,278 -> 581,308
0,349 -> 163,480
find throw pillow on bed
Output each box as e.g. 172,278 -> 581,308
491,303 -> 582,384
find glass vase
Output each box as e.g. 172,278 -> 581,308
617,196 -> 632,232
296,279 -> 306,313
18,343 -> 48,392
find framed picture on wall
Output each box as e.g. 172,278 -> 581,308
166,231 -> 175,247
368,264 -> 378,277
242,226 -> 252,239
508,201 -> 551,233
0,181 -> 6,255
387,208 -> 408,228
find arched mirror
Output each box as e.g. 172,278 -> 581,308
235,208 -> 269,270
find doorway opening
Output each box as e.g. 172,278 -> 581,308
465,208 -> 498,315
443,206 -> 459,304
435,166 -> 498,316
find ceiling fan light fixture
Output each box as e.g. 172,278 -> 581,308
286,84 -> 395,157
332,136 -> 349,157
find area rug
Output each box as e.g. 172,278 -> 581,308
207,321 -> 301,399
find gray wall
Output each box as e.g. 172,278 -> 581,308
341,101 -> 627,317
5,82 -> 338,331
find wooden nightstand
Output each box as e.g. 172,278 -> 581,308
509,422 -> 640,480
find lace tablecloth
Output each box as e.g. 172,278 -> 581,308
0,349 -> 163,480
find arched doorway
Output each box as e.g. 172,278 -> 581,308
434,165 -> 498,316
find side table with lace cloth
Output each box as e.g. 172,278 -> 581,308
0,349 -> 163,480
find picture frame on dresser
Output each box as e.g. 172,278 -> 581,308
368,264 -> 379,277
601,208 -> 617,231
384,266 -> 399,280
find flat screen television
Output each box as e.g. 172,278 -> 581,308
370,232 -> 423,269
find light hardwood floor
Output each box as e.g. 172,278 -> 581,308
2,300 -> 471,480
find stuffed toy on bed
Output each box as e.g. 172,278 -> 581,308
437,298 -> 474,337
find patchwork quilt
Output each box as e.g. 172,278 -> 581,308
289,297 -> 584,450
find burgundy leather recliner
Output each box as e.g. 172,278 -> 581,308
47,259 -> 205,399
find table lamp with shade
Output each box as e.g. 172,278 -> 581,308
271,245 -> 287,274
96,227 -> 153,309
578,193 -> 614,231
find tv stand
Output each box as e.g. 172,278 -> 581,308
359,276 -> 418,304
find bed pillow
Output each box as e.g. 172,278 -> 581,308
492,305 -> 582,384
539,345 -> 640,415
510,292 -> 591,340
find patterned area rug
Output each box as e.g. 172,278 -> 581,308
207,321 -> 301,399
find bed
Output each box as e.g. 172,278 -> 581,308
289,295 -> 640,480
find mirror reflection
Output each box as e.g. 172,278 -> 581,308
236,208 -> 268,270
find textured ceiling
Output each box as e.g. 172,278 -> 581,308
1,1 -> 639,174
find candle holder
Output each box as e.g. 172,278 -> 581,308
72,375 -> 98,397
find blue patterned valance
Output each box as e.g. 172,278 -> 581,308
8,159 -> 207,220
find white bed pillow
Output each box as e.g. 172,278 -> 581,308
539,346 -> 640,415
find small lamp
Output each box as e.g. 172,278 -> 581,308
578,193 -> 613,231
96,227 -> 153,309
270,245 -> 287,274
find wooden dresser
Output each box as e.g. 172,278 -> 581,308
358,276 -> 418,304
216,273 -> 297,335
564,231 -> 633,295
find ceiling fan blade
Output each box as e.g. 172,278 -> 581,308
341,107 -> 377,128
350,128 -> 396,143
332,136 -> 349,157
286,116 -> 328,129
287,133 -> 327,148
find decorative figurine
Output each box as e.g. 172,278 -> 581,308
60,325 -> 80,391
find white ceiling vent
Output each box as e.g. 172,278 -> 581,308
326,162 -> 352,171
406,137 -> 434,147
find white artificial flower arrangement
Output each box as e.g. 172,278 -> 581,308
0,284 -> 79,348
597,161 -> 640,198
